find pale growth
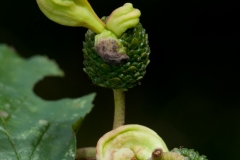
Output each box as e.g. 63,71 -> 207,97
0,110 -> 8,118
112,148 -> 135,160
106,3 -> 141,37
36,0 -> 105,33
96,125 -> 168,160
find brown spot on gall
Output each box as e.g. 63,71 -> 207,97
95,39 -> 129,66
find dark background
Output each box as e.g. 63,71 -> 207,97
1,0 -> 240,159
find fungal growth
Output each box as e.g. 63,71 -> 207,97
95,39 -> 129,65
95,30 -> 129,65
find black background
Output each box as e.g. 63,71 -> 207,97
1,0 -> 240,159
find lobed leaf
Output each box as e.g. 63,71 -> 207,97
0,44 -> 95,160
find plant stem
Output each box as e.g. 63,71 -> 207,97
75,147 -> 96,160
148,152 -> 185,160
113,89 -> 125,129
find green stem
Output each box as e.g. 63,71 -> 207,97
113,89 -> 125,129
75,147 -> 96,160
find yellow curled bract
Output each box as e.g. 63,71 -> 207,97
106,3 -> 141,38
36,0 -> 105,33
96,124 -> 168,160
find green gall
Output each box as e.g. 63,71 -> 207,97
95,30 -> 129,65
36,0 -> 105,33
83,23 -> 150,89
96,124 -> 168,160
106,3 -> 141,37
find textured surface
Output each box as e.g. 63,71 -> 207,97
171,148 -> 208,160
83,22 -> 150,89
0,44 -> 95,160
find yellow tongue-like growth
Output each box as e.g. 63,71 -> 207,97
36,0 -> 140,38
96,125 -> 169,160
36,0 -> 105,33
106,3 -> 141,38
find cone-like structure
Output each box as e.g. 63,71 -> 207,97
83,20 -> 150,89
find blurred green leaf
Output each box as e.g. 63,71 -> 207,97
0,44 -> 95,160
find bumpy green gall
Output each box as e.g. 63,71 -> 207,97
83,21 -> 150,89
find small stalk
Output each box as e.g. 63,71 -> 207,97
151,148 -> 163,160
75,147 -> 96,160
148,148 -> 185,160
113,89 -> 125,129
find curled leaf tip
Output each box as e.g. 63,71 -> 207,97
106,3 -> 141,37
36,0 -> 105,33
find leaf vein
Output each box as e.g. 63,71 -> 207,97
29,122 -> 51,160
1,117 -> 21,160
